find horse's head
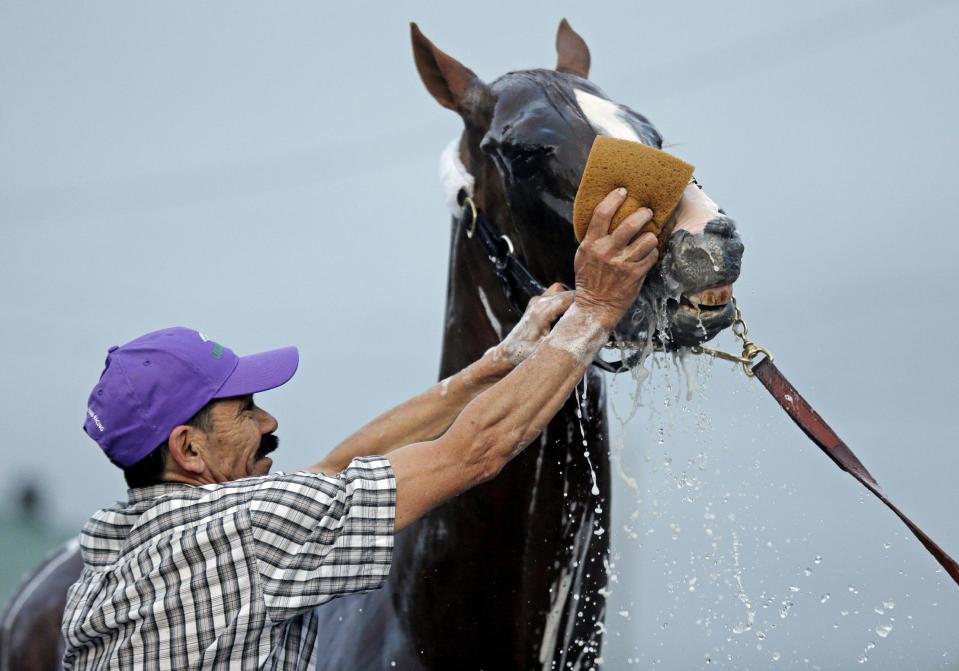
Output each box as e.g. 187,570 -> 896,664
413,20 -> 743,350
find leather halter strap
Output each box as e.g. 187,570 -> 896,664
751,357 -> 959,587
459,198 -> 547,311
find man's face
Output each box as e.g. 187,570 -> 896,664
200,395 -> 279,482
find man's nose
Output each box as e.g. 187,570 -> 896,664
257,408 -> 279,434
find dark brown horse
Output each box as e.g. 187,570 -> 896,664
311,20 -> 743,671
0,20 -> 743,671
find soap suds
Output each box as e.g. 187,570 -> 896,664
545,304 -> 608,364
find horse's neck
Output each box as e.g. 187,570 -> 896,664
392,217 -> 612,669
437,219 -> 518,375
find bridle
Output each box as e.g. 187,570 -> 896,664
456,190 -> 959,588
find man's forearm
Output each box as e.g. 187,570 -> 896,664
308,350 -> 512,473
387,300 -> 611,530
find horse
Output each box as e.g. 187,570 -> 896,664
311,20 -> 743,670
0,19 -> 743,671
0,539 -> 81,671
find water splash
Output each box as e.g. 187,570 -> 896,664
574,378 -> 600,496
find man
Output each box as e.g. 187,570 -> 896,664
62,189 -> 659,669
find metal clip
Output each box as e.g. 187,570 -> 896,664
691,296 -> 772,377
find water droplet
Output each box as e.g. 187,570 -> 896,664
882,600 -> 895,610
876,625 -> 893,638
771,652 -> 781,662
803,568 -> 812,577
820,593 -> 831,604
789,586 -> 800,593
857,655 -> 868,664
756,631 -> 766,641
618,610 -> 630,618
865,642 -> 876,651
848,585 -> 858,595
814,555 -> 822,564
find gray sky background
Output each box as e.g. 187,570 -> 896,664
1,1 -> 957,668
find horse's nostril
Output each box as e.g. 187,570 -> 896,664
704,216 -> 737,238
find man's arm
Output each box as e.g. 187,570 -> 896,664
308,285 -> 575,474
308,351 -> 508,474
387,189 -> 660,531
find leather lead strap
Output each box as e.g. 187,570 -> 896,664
751,357 -> 959,587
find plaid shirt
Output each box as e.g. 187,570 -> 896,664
61,457 -> 395,670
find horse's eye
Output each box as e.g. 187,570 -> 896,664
504,145 -> 554,180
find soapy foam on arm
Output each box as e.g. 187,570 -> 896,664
497,293 -> 573,366
542,302 -> 609,364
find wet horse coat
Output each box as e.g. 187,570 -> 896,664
313,20 -> 742,670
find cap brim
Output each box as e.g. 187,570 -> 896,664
214,346 -> 299,398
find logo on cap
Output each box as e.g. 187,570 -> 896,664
87,407 -> 105,432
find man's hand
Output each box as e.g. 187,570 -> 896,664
492,283 -> 575,367
574,188 -> 659,329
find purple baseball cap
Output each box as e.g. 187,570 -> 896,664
83,327 -> 298,468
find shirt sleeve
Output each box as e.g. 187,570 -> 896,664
247,456 -> 395,623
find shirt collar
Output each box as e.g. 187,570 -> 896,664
127,481 -> 194,503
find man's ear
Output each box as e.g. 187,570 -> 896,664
166,425 -> 207,475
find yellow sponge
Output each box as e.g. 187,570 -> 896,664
572,137 -> 694,249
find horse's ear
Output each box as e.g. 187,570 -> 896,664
555,18 -> 590,79
410,23 -> 490,120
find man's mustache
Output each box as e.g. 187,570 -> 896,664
257,434 -> 279,458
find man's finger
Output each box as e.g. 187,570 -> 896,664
542,282 -> 566,296
630,245 -> 659,274
609,207 -> 653,248
623,232 -> 659,262
584,188 -> 627,242
538,290 -> 576,325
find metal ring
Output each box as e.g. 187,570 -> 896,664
500,234 -> 515,256
463,197 -> 478,239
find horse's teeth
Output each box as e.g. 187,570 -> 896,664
687,285 -> 733,307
